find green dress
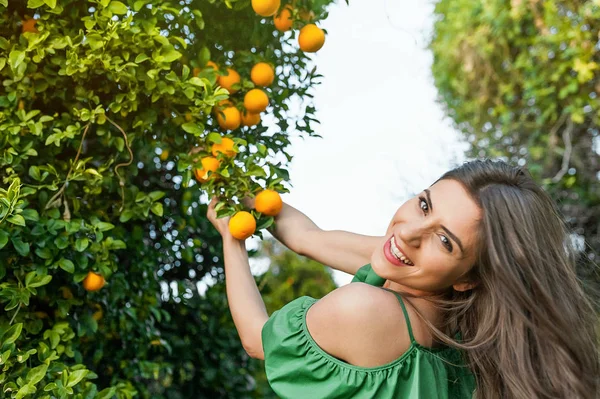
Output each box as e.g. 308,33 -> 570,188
261,264 -> 476,398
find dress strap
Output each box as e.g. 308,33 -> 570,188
381,288 -> 415,344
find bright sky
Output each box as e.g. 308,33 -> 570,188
278,0 -> 468,285
197,0 -> 469,294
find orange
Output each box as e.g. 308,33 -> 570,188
254,189 -> 283,216
22,18 -> 38,34
83,272 -> 105,292
217,68 -> 241,93
211,137 -> 237,158
298,24 -> 325,53
274,5 -> 293,32
244,89 -> 269,113
159,150 -> 169,161
193,157 -> 220,183
251,62 -> 275,87
206,61 -> 218,70
252,0 -> 281,17
184,112 -> 193,122
216,106 -> 241,130
192,67 -> 201,77
241,110 -> 261,127
228,211 -> 257,240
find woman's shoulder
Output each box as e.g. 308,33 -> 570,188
306,282 -> 413,368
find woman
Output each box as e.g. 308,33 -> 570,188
207,160 -> 599,398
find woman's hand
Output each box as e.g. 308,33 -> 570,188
207,197 -> 233,239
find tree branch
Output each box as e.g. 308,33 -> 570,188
105,116 -> 133,212
552,118 -> 574,183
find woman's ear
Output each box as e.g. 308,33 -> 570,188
453,270 -> 479,292
452,280 -> 478,292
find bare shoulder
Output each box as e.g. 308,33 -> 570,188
306,283 -> 413,368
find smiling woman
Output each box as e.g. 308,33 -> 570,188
207,159 -> 599,399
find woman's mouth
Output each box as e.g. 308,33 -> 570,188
383,236 -> 415,267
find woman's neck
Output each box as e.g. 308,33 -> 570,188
383,279 -> 446,344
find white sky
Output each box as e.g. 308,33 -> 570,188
277,0 -> 468,285
198,0 -> 469,294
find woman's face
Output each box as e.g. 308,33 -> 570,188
370,179 -> 482,294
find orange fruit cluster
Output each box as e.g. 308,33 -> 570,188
193,137 -> 238,184
251,2 -> 326,52
204,60 -> 276,131
226,190 -> 283,241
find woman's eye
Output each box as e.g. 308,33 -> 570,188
419,197 -> 429,213
440,235 -> 453,252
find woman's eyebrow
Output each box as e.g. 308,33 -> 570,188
425,189 -> 465,254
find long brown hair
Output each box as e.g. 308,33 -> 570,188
423,160 -> 599,398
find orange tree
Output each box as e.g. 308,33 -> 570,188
0,0 -> 343,397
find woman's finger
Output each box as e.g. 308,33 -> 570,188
207,197 -> 218,220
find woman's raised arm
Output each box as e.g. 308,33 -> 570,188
268,201 -> 382,276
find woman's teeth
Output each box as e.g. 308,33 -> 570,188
391,236 -> 414,265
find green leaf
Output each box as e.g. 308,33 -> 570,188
66,369 -> 88,387
28,275 -> 52,288
0,348 -> 10,365
7,214 -> 26,226
15,384 -> 35,399
148,191 -> 165,201
97,387 -> 117,399
188,77 -> 207,88
207,132 -> 222,144
1,323 -> 23,346
57,258 -> 74,273
0,230 -> 9,250
256,216 -> 275,231
8,50 -> 25,73
108,1 -> 128,14
181,123 -> 203,135
105,238 -> 126,250
29,166 -> 41,181
26,363 -> 48,384
119,210 -> 133,223
133,1 -> 147,11
162,50 -> 182,63
35,247 -> 52,259
27,0 -> 45,8
135,53 -> 149,63
75,237 -> 89,252
11,237 -> 30,256
95,222 -> 114,232
44,382 -> 58,392
21,209 -> 39,222
0,0 -> 7,7
150,203 -> 163,217
43,0 -> 56,8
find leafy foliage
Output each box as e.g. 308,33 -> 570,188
430,0 -> 600,299
0,0 -> 339,396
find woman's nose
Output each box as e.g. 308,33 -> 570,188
397,222 -> 423,247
